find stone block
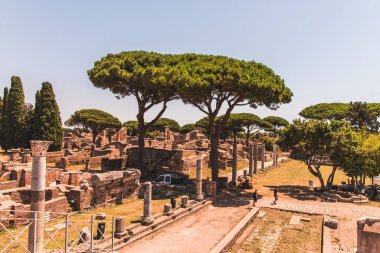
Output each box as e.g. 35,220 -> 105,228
357,217 -> 380,253
324,215 -> 338,229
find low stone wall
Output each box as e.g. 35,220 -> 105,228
47,151 -> 64,164
357,217 -> 380,253
321,192 -> 368,203
0,180 -> 18,190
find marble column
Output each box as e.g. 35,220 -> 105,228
254,144 -> 258,174
261,144 -> 265,171
196,159 -> 204,201
248,145 -> 253,176
28,140 -> 52,253
142,182 -> 154,225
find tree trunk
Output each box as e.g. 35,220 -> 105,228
326,166 -> 338,191
232,134 -> 237,185
307,164 -> 326,191
354,176 -> 359,193
92,131 -> 98,144
245,130 -> 251,147
316,171 -> 326,191
210,136 -> 219,182
137,114 -> 146,175
272,142 -> 276,165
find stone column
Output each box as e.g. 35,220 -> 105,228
196,159 -> 204,201
254,144 -> 258,174
114,217 -> 126,238
248,145 -> 253,176
273,141 -> 276,165
261,144 -> 265,171
142,182 -> 154,225
28,140 -> 52,253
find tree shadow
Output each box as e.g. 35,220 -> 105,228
212,190 -> 251,207
264,185 -> 321,201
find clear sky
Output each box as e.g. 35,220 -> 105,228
1,1 -> 380,125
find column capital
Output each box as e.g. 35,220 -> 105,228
30,140 -> 53,157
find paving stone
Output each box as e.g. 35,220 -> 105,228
257,211 -> 267,218
289,215 -> 301,225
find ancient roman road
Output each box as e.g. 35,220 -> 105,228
120,199 -> 251,253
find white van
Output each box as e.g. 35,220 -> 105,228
154,174 -> 188,185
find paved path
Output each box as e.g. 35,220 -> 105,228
120,203 -> 250,253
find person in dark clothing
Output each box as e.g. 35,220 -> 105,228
252,190 -> 258,206
274,187 -> 278,204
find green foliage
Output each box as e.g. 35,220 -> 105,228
362,134 -> 380,177
279,119 -> 336,189
88,51 -> 293,175
122,121 -> 139,136
0,96 -> 2,123
23,103 -> 35,148
263,116 -> 289,131
177,54 -> 293,110
300,102 -> 380,132
195,117 -> 210,135
223,114 -> 245,138
5,76 -> 26,148
299,103 -> 348,120
149,117 -> 180,132
0,87 -> 9,149
280,119 -> 333,161
347,101 -> 379,132
177,54 -> 292,180
332,128 -> 380,182
33,82 -> 63,151
65,109 -> 121,143
180,123 -> 196,134
88,51 -> 182,105
88,51 -> 185,170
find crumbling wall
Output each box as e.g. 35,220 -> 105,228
357,217 -> 380,253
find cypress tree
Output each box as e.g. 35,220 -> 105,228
0,87 -> 8,149
5,77 -> 25,148
33,82 -> 63,151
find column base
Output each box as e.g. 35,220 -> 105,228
142,216 -> 154,226
196,195 -> 204,202
114,232 -> 127,239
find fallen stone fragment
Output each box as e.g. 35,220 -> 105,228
324,215 -> 338,229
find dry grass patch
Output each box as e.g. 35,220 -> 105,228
228,208 -> 322,253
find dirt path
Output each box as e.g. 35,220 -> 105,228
120,203 -> 250,253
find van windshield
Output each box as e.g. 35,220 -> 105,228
155,176 -> 165,182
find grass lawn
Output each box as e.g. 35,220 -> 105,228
247,159 -> 349,200
254,159 -> 348,187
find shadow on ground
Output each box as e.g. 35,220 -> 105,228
264,185 -> 321,201
212,190 -> 251,207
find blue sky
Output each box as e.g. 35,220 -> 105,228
1,1 -> 380,125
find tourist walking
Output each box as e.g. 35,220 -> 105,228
252,189 -> 258,206
274,187 -> 278,204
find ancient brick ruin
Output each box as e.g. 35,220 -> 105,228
0,126 -> 275,229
